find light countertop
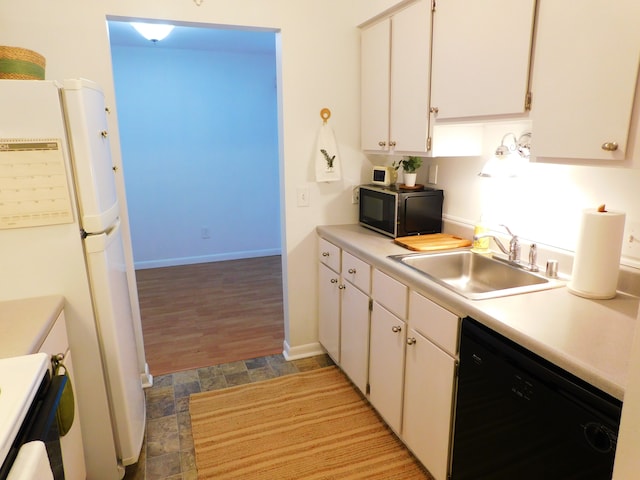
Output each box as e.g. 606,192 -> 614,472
317,224 -> 640,401
0,295 -> 65,358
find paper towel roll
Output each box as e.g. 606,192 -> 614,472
568,208 -> 625,299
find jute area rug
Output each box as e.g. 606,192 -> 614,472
189,366 -> 432,479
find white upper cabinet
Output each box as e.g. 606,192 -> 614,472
430,0 -> 536,120
531,0 -> 640,160
361,0 -> 432,153
361,18 -> 391,152
389,0 -> 432,153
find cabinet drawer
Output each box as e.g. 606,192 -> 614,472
372,269 -> 407,319
318,237 -> 341,272
342,251 -> 371,294
409,291 -> 460,356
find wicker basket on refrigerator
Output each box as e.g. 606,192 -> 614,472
0,46 -> 46,80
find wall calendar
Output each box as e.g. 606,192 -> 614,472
0,139 -> 73,229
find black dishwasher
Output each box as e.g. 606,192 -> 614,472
450,317 -> 621,480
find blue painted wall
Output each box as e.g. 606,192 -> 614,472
110,40 -> 280,269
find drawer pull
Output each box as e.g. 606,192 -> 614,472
322,252 -> 330,257
407,337 -> 417,346
338,284 -> 346,290
330,278 -> 338,284
391,325 -> 402,333
348,268 -> 356,274
601,141 -> 618,151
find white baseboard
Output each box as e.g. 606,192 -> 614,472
140,362 -> 153,389
135,249 -> 281,270
282,340 -> 325,361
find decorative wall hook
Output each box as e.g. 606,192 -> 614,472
320,108 -> 331,125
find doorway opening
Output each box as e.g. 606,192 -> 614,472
107,18 -> 284,375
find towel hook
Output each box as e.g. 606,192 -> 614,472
320,108 -> 331,125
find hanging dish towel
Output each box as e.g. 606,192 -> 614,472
53,356 -> 75,436
315,123 -> 341,182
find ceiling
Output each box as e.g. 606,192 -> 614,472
107,20 -> 276,55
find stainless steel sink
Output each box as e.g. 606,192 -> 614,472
389,250 -> 565,300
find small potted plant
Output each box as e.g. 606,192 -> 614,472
392,156 -> 422,187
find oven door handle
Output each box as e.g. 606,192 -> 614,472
25,374 -> 67,442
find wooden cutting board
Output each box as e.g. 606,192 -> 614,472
394,233 -> 472,251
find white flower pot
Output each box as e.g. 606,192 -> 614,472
404,172 -> 417,187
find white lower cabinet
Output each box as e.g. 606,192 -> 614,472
318,262 -> 341,362
318,239 -> 372,394
317,237 -> 460,479
368,301 -> 407,434
403,327 -> 457,480
369,270 -> 460,479
404,291 -> 460,480
38,311 -> 87,480
340,279 -> 370,394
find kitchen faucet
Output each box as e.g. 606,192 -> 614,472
473,225 -> 542,272
473,224 -> 521,263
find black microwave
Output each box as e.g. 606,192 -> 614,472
358,184 -> 443,238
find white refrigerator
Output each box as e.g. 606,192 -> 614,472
0,79 -> 149,479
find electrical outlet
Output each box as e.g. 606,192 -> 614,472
201,226 -> 211,239
352,186 -> 360,204
622,221 -> 640,260
296,187 -> 310,207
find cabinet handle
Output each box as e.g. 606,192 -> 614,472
391,325 -> 402,333
322,252 -> 330,257
430,106 -> 439,114
101,130 -> 109,138
348,268 -> 356,274
407,337 -> 417,345
330,278 -> 338,284
378,141 -> 387,147
601,142 -> 619,151
389,141 -> 397,147
338,284 -> 346,290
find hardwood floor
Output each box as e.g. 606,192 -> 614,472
135,256 -> 285,376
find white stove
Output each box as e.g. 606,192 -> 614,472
0,353 -> 49,475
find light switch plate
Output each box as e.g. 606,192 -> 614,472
296,187 -> 310,207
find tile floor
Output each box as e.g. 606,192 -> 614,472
123,353 -> 334,480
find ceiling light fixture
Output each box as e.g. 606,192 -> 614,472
131,22 -> 175,42
479,131 -> 532,178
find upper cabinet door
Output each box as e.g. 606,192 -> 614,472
389,0 -> 432,152
361,0 -> 432,153
361,18 -> 391,151
430,0 -> 536,119
531,0 -> 640,160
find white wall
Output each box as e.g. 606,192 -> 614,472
0,0 -> 366,364
2,0 -> 640,476
110,36 -> 281,268
421,154 -> 640,266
